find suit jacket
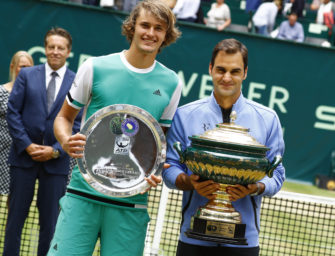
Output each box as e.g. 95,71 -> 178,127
7,64 -> 81,175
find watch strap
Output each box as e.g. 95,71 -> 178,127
250,182 -> 261,196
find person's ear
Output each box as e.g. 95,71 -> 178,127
243,67 -> 248,80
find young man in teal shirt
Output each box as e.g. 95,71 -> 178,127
48,1 -> 182,255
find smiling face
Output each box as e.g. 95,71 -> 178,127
209,50 -> 247,107
45,35 -> 71,70
130,9 -> 167,55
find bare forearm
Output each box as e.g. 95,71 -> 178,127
218,19 -> 231,30
53,101 -> 85,158
54,116 -> 73,148
225,19 -> 231,28
175,173 -> 194,190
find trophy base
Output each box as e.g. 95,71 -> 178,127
186,216 -> 247,245
185,230 -> 247,245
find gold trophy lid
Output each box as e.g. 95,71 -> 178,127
196,111 -> 268,150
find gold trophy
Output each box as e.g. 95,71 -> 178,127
174,111 -> 282,244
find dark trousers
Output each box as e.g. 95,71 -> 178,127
3,165 -> 67,256
176,240 -> 260,256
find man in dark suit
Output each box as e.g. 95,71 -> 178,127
3,27 -> 81,256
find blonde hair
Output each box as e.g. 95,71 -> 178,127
274,0 -> 282,8
122,0 -> 181,52
9,51 -> 34,81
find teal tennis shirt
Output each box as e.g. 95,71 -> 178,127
66,51 -> 182,205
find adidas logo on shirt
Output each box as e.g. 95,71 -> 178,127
153,89 -> 161,96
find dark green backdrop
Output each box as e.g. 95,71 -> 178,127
1,0 -> 335,183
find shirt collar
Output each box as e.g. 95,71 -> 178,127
45,62 -> 67,79
209,91 -> 245,117
119,50 -> 156,73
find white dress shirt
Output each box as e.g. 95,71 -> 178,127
252,2 -> 278,31
172,0 -> 201,20
45,63 -> 67,101
316,1 -> 333,24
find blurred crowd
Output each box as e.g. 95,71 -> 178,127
63,0 -> 335,45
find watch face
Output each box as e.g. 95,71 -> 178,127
53,150 -> 59,158
77,104 -> 166,198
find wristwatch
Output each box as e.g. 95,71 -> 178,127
250,182 -> 261,196
52,148 -> 60,159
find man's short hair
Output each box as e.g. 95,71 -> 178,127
44,27 -> 72,50
122,0 -> 181,51
288,11 -> 298,17
210,38 -> 248,70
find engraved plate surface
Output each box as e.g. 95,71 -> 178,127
77,104 -> 166,197
205,220 -> 236,238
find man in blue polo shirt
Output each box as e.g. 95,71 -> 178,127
163,38 -> 285,256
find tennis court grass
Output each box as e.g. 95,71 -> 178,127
282,180 -> 335,198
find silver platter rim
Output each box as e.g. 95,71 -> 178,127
76,104 -> 166,197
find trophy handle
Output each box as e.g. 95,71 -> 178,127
267,155 -> 282,178
173,142 -> 186,163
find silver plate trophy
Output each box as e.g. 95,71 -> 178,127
77,104 -> 166,197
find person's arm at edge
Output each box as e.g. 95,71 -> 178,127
276,22 -> 286,39
217,18 -> 231,31
268,6 -> 278,32
172,0 -> 183,15
258,113 -> 285,197
297,23 -> 305,42
226,111 -> 285,201
6,70 -> 33,154
217,7 -> 231,31
53,100 -> 85,158
162,109 -> 220,200
162,109 -> 187,190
